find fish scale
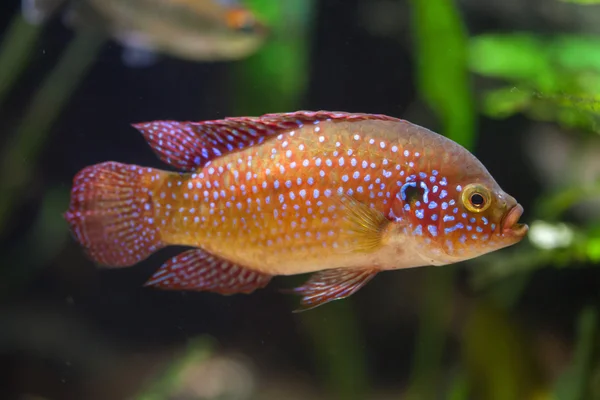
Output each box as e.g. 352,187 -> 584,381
65,111 -> 528,311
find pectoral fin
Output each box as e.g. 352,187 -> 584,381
336,192 -> 391,253
145,249 -> 272,294
287,267 -> 379,312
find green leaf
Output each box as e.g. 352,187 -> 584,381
469,34 -> 557,91
552,307 -> 598,400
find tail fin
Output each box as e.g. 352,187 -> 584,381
64,161 -> 166,267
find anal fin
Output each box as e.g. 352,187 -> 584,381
145,249 -> 272,295
288,268 -> 378,312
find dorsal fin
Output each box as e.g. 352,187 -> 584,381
132,111 -> 401,171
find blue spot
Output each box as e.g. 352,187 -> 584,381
476,226 -> 483,233
453,208 -> 458,214
428,201 -> 437,209
443,215 -> 454,222
433,185 -> 439,193
404,204 -> 411,211
415,209 -> 424,219
491,223 -> 496,230
462,213 -> 468,219
428,225 -> 438,237
440,177 -> 448,186
456,185 -> 462,191
194,156 -> 201,165
482,217 -> 489,225
415,201 -> 421,207
441,202 -> 448,210
419,172 -> 427,179
471,234 -> 478,240
432,170 -> 439,176
440,190 -> 448,199
459,234 -> 467,243
470,217 -> 476,223
444,223 -> 464,234
449,200 -> 455,206
413,225 -> 423,236
420,181 -> 430,203
431,214 -> 438,221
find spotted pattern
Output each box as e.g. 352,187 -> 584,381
146,248 -> 271,293
64,161 -> 165,267
67,111 -> 522,294
148,116 -> 440,266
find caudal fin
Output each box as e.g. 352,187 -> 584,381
64,161 -> 166,267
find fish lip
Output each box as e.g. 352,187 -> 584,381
501,203 -> 529,236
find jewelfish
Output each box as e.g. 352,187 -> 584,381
22,0 -> 269,67
65,111 -> 529,311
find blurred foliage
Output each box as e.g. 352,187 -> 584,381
467,26 -> 600,400
462,301 -> 549,400
410,0 -> 475,150
136,337 -> 214,400
0,30 -> 105,237
553,306 -> 598,400
233,0 -> 316,114
0,188 -> 70,298
0,15 -> 43,105
406,0 -> 475,398
468,33 -> 600,133
559,0 -> 600,3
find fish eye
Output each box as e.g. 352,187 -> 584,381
226,10 -> 257,33
470,193 -> 485,207
461,184 -> 491,213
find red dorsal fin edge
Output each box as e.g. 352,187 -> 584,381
132,111 -> 402,171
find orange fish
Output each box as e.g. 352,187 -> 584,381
65,111 -> 528,310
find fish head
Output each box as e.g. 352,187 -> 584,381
391,142 -> 528,266
224,7 -> 269,36
120,1 -> 270,62
194,5 -> 269,59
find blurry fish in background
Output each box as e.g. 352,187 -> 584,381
21,0 -> 269,67
64,111 -> 528,311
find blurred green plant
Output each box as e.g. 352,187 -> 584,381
465,30 -> 600,398
0,188 -> 70,298
553,306 -> 598,400
468,34 -> 600,133
233,0 -> 315,115
0,30 -> 106,238
462,301 -> 550,400
406,0 -> 475,398
0,15 -> 43,105
136,337 -> 215,400
559,0 -> 600,4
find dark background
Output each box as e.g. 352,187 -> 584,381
0,0 -> 598,399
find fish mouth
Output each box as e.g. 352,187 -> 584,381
501,203 -> 529,237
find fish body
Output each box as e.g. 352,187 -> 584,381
22,0 -> 268,66
65,111 -> 528,310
